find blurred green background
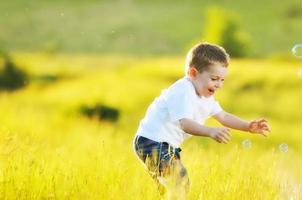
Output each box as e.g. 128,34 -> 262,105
1,0 -> 302,57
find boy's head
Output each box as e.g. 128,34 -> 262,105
185,42 -> 230,75
185,42 -> 230,97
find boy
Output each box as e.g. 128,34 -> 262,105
133,42 -> 270,199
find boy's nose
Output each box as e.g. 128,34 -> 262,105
215,82 -> 223,88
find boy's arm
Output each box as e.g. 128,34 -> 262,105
213,111 -> 271,136
179,118 -> 231,143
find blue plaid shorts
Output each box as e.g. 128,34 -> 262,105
133,135 -> 187,178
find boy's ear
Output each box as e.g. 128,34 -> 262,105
188,67 -> 198,78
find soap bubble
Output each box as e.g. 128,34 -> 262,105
157,176 -> 167,186
292,44 -> 302,58
279,143 -> 288,153
242,139 -> 252,149
298,68 -> 302,78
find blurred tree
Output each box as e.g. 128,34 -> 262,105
0,52 -> 28,91
80,104 -> 120,122
202,6 -> 251,57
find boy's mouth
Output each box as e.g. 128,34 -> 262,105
208,88 -> 215,94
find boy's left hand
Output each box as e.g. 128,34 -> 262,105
248,119 -> 271,136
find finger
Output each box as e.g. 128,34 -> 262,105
266,124 -> 271,132
214,135 -> 221,143
222,135 -> 230,143
219,136 -> 228,144
222,129 -> 231,137
260,123 -> 267,128
260,123 -> 271,132
260,131 -> 268,137
216,135 -> 223,143
257,118 -> 267,122
256,119 -> 265,127
259,130 -> 268,137
261,129 -> 268,133
259,121 -> 266,127
259,123 -> 269,129
261,126 -> 269,131
216,138 -> 222,143
219,130 -> 229,137
219,133 -> 230,143
260,121 -> 269,127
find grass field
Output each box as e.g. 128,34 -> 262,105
0,53 -> 302,199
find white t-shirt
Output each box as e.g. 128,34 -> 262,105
135,77 -> 223,148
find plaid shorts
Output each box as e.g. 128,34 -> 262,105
133,135 -> 187,179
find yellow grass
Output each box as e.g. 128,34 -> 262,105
0,53 -> 301,199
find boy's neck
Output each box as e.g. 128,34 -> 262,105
184,76 -> 208,98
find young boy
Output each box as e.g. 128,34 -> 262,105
133,42 -> 270,199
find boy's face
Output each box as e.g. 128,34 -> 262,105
189,64 -> 228,97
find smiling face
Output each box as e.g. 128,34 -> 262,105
188,64 -> 228,97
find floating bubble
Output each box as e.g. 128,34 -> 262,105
292,44 -> 302,58
60,13 -> 65,17
298,68 -> 302,78
279,143 -> 288,153
157,176 -> 167,186
242,139 -> 252,149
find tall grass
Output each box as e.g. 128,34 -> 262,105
0,54 -> 301,199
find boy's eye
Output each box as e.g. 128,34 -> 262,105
211,78 -> 225,82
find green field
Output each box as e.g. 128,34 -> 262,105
1,0 -> 302,56
0,53 -> 302,199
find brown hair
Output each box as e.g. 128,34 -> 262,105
185,42 -> 230,74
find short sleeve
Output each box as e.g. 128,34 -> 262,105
209,99 -> 223,116
164,86 -> 194,122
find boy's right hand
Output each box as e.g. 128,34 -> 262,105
209,127 -> 231,144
